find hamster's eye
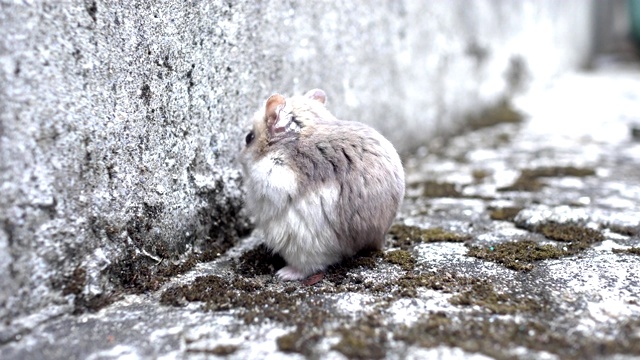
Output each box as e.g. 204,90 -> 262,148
245,131 -> 255,146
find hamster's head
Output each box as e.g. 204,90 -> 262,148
239,89 -> 333,165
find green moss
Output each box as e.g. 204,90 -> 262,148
395,315 -> 562,360
421,180 -> 463,198
106,242 -> 231,295
391,270 -> 540,314
449,282 -> 542,314
324,250 -> 383,284
332,325 -> 387,359
537,222 -> 604,249
276,332 -> 302,353
159,275 -> 228,307
384,250 -> 416,271
498,174 -> 544,192
394,272 -> 469,298
467,240 -> 566,271
489,207 -> 523,221
468,100 -> 524,131
234,244 -> 286,277
276,330 -> 321,355
498,166 -> 596,192
521,167 -> 596,178
395,315 -> 640,359
389,224 -> 470,250
62,266 -> 87,296
159,285 -> 188,307
72,293 -> 120,315
472,169 -> 491,182
186,344 -> 239,356
613,247 -> 640,256
160,274 -> 335,327
607,224 -> 640,237
469,223 -> 604,271
210,344 -> 239,356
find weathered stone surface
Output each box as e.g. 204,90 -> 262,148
2,63 -> 639,359
0,0 -> 595,326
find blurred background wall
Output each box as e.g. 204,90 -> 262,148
593,0 -> 639,62
1,0 -> 636,325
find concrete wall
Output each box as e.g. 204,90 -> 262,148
0,1 -> 594,323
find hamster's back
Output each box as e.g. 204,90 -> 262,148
293,119 -> 405,253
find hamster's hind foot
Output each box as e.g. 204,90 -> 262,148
276,266 -> 309,281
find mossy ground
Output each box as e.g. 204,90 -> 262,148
276,330 -> 321,356
186,344 -> 239,356
467,100 -> 524,131
613,247 -> 640,256
468,222 -> 604,271
421,180 -> 463,198
607,224 -> 640,237
388,224 -> 470,250
150,159 -> 630,358
396,314 -> 640,360
498,166 -> 596,192
488,206 -> 523,221
468,240 -> 563,271
332,319 -> 388,359
383,250 -> 416,271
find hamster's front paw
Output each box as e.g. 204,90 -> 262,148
276,266 -> 308,281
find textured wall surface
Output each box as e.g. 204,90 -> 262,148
0,1 -> 594,324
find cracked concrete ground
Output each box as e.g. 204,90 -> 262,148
2,65 -> 640,360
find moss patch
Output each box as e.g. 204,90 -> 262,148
449,281 -> 541,314
498,175 -> 544,192
613,247 -> 640,256
395,314 -> 640,359
393,271 -> 470,298
469,223 -> 604,271
160,274 -> 334,327
332,321 -> 387,359
276,329 -> 321,356
107,245 -> 227,295
467,100 -> 524,131
467,240 -> 565,271
277,331 -> 303,353
498,166 -> 596,192
393,271 -> 541,314
186,344 -> 239,356
62,266 -> 87,296
395,314 -> 558,359
421,181 -> 463,198
536,222 -> 604,248
607,224 -> 640,237
489,206 -> 523,221
324,250 -> 383,284
233,244 -> 286,277
388,224 -> 470,250
72,293 -> 121,315
159,275 -> 262,308
472,169 -> 491,182
522,167 -> 596,178
383,250 -> 416,271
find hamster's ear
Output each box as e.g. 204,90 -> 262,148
304,89 -> 326,105
265,94 -> 285,129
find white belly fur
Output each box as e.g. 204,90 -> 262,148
244,153 -> 343,275
262,185 -> 342,274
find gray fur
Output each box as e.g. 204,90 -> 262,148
280,119 -> 403,252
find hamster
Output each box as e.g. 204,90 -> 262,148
239,89 -> 405,281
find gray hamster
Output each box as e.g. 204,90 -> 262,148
239,89 -> 405,281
